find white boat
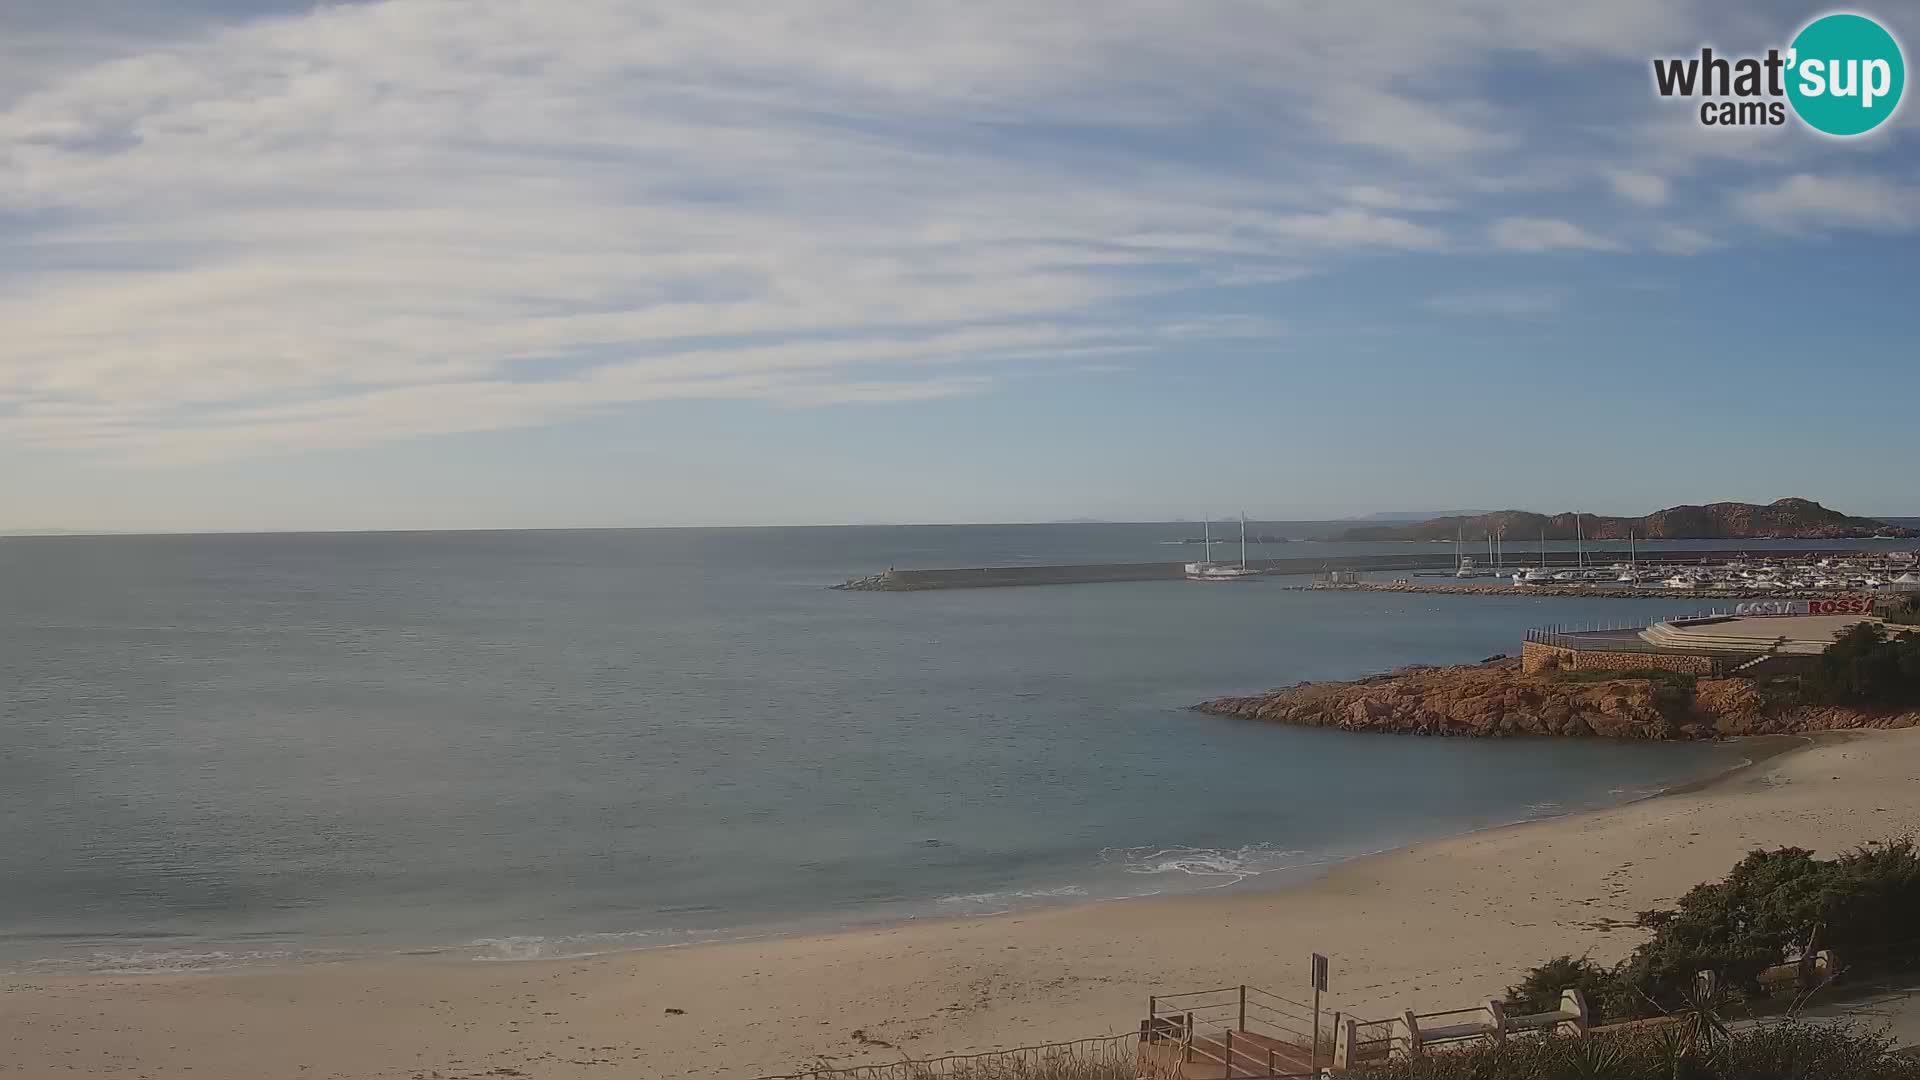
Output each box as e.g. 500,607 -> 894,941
1186,513 -> 1260,581
1665,574 -> 1699,589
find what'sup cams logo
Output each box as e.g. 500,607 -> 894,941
1652,11 -> 1905,135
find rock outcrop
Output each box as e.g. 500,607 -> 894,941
1193,659 -> 1920,740
1335,498 -> 1914,542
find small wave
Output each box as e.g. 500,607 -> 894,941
22,947 -> 312,975
932,885 -> 1088,913
1524,800 -> 1565,817
467,928 -> 668,962
1099,843 -> 1311,886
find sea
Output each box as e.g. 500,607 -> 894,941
3,523 -> 1913,975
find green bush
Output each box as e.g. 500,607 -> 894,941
1804,623 -> 1920,707
1508,840 -> 1920,1022
1349,1022 -> 1920,1080
1504,955 -> 1633,1026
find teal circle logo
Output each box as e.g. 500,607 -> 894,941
1787,13 -> 1905,136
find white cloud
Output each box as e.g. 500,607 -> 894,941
1344,185 -> 1453,212
1488,217 -> 1623,253
1424,289 -> 1564,317
1652,224 -> 1718,255
0,0 -> 1896,467
1608,171 -> 1670,207
1733,174 -> 1920,233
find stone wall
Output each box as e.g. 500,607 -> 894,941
1521,640 -> 1718,676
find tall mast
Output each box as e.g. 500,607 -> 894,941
1576,515 -> 1584,569
1204,516 -> 1212,565
1240,511 -> 1248,570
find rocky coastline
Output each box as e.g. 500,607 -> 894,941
1192,658 -> 1920,740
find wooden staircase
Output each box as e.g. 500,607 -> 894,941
1139,985 -> 1323,1078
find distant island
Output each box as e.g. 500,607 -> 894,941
1336,498 -> 1917,542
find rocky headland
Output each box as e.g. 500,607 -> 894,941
1193,659 -> 1920,740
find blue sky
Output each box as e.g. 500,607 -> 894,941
2,1 -> 1917,530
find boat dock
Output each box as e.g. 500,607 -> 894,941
831,548 -> 1882,591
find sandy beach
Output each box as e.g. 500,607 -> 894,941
6,729 -> 1920,1079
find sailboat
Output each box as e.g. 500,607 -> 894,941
1186,513 -> 1261,581
1519,528 -> 1554,584
1455,522 -> 1489,577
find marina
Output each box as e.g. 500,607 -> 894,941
835,547 -> 1920,594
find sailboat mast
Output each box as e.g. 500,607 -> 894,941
1203,517 -> 1212,565
1239,512 -> 1248,570
1576,515 -> 1584,569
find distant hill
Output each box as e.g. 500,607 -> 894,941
1336,498 -> 1918,542
1351,510 -> 1488,522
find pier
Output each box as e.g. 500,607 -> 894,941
832,548 -> 1880,591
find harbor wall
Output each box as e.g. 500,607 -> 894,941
834,548 -> 1873,591
1521,641 -> 1720,676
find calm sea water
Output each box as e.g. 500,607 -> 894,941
8,524 -> 1903,974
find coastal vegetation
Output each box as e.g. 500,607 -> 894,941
1805,623 -> 1920,708
1506,840 -> 1920,1024
1345,1024 -> 1920,1079
1336,498 -> 1914,543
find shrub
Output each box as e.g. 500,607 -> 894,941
1504,955 -> 1632,1026
1505,840 -> 1920,1024
1804,622 -> 1920,707
1348,1022 -> 1920,1080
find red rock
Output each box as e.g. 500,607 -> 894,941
1191,660 -> 1920,740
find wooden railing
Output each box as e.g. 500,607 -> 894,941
1143,984 -> 1322,1077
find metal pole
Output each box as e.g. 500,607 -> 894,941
1224,1029 -> 1233,1078
1312,985 -> 1323,1074
1239,984 -> 1247,1033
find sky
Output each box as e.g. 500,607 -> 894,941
2,1 -> 1917,531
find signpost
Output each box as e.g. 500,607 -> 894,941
1311,953 -> 1329,1073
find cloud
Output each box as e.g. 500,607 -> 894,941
1344,185 -> 1453,212
1488,217 -> 1623,253
1733,174 -> 1920,233
1652,224 -> 1718,255
1424,289 -> 1564,317
1608,171 -> 1670,207
0,0 -> 1903,467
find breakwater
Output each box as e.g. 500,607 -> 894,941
832,548 -> 1873,591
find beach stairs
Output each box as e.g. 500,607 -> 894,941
1139,986 -> 1322,1078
